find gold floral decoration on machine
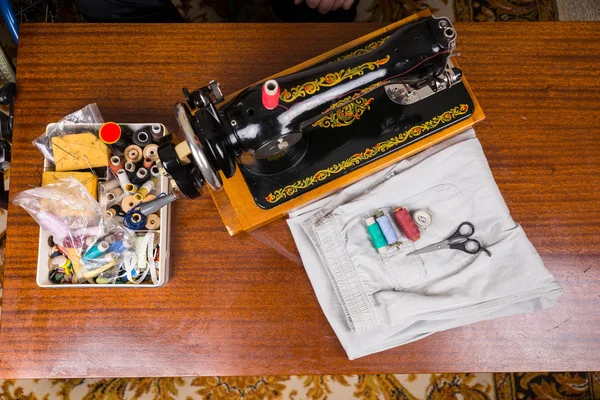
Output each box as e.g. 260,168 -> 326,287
311,82 -> 385,129
279,55 -> 391,103
333,35 -> 391,62
265,104 -> 470,204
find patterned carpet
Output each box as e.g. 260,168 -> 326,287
173,0 -> 562,22
4,0 -> 600,398
1,372 -> 600,399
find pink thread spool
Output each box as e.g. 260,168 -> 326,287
393,207 -> 421,242
262,79 -> 280,110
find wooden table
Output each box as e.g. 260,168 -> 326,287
0,22 -> 599,379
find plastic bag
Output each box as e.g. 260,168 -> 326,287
33,104 -> 104,163
12,178 -> 134,284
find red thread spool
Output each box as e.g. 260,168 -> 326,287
262,79 -> 280,110
393,207 -> 421,241
99,122 -> 122,144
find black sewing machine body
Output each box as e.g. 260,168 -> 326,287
159,14 -> 478,215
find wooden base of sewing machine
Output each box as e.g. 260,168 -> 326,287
208,10 -> 485,235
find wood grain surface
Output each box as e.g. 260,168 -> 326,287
0,22 -> 599,378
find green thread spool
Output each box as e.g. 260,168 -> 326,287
366,217 -> 388,253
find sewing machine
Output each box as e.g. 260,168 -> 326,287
157,10 -> 484,234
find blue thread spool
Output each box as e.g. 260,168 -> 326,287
107,238 -> 132,253
84,241 -> 110,260
375,211 -> 399,245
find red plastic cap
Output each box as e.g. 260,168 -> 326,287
99,122 -> 122,144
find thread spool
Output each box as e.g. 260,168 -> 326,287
124,144 -> 143,163
365,217 -> 387,254
124,211 -> 148,230
106,187 -> 123,203
132,167 -> 149,185
109,156 -> 124,175
142,194 -> 156,203
99,122 -> 128,151
124,183 -> 138,195
393,207 -> 421,242
84,240 -> 110,260
134,178 -> 155,202
121,194 -> 140,213
104,178 -> 120,191
105,204 -> 123,219
150,165 -> 161,178
143,144 -> 159,159
374,211 -> 399,245
104,235 -> 116,245
145,214 -> 161,230
262,79 -> 280,110
143,156 -> 153,169
117,169 -> 131,191
107,238 -> 133,253
150,124 -> 164,142
133,129 -> 152,147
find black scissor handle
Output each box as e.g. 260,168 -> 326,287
447,221 -> 475,241
449,238 -> 482,254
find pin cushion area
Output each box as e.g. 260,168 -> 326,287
14,105 -> 172,287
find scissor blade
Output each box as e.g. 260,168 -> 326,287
406,241 -> 449,256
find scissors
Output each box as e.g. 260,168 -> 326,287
406,222 -> 491,257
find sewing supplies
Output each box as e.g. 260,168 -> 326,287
261,79 -> 280,110
139,193 -> 177,215
109,156 -> 124,175
99,122 -> 129,151
145,214 -> 160,230
124,161 -> 136,176
124,144 -> 143,163
374,210 -> 399,245
36,120 -> 172,285
117,169 -> 131,190
106,187 -> 123,204
365,216 -> 388,254
406,222 -> 492,257
121,194 -> 140,212
103,178 -> 120,191
150,165 -> 161,178
134,178 -> 155,201
123,209 -> 148,230
393,207 -> 421,242
106,204 -> 123,219
133,167 -> 149,185
133,128 -> 152,147
83,259 -> 118,279
413,210 -> 432,229
143,156 -> 153,169
84,240 -> 110,260
143,144 -> 159,159
124,183 -> 138,195
150,124 -> 163,142
107,237 -> 133,253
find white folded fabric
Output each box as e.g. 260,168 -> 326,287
287,129 -> 562,360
